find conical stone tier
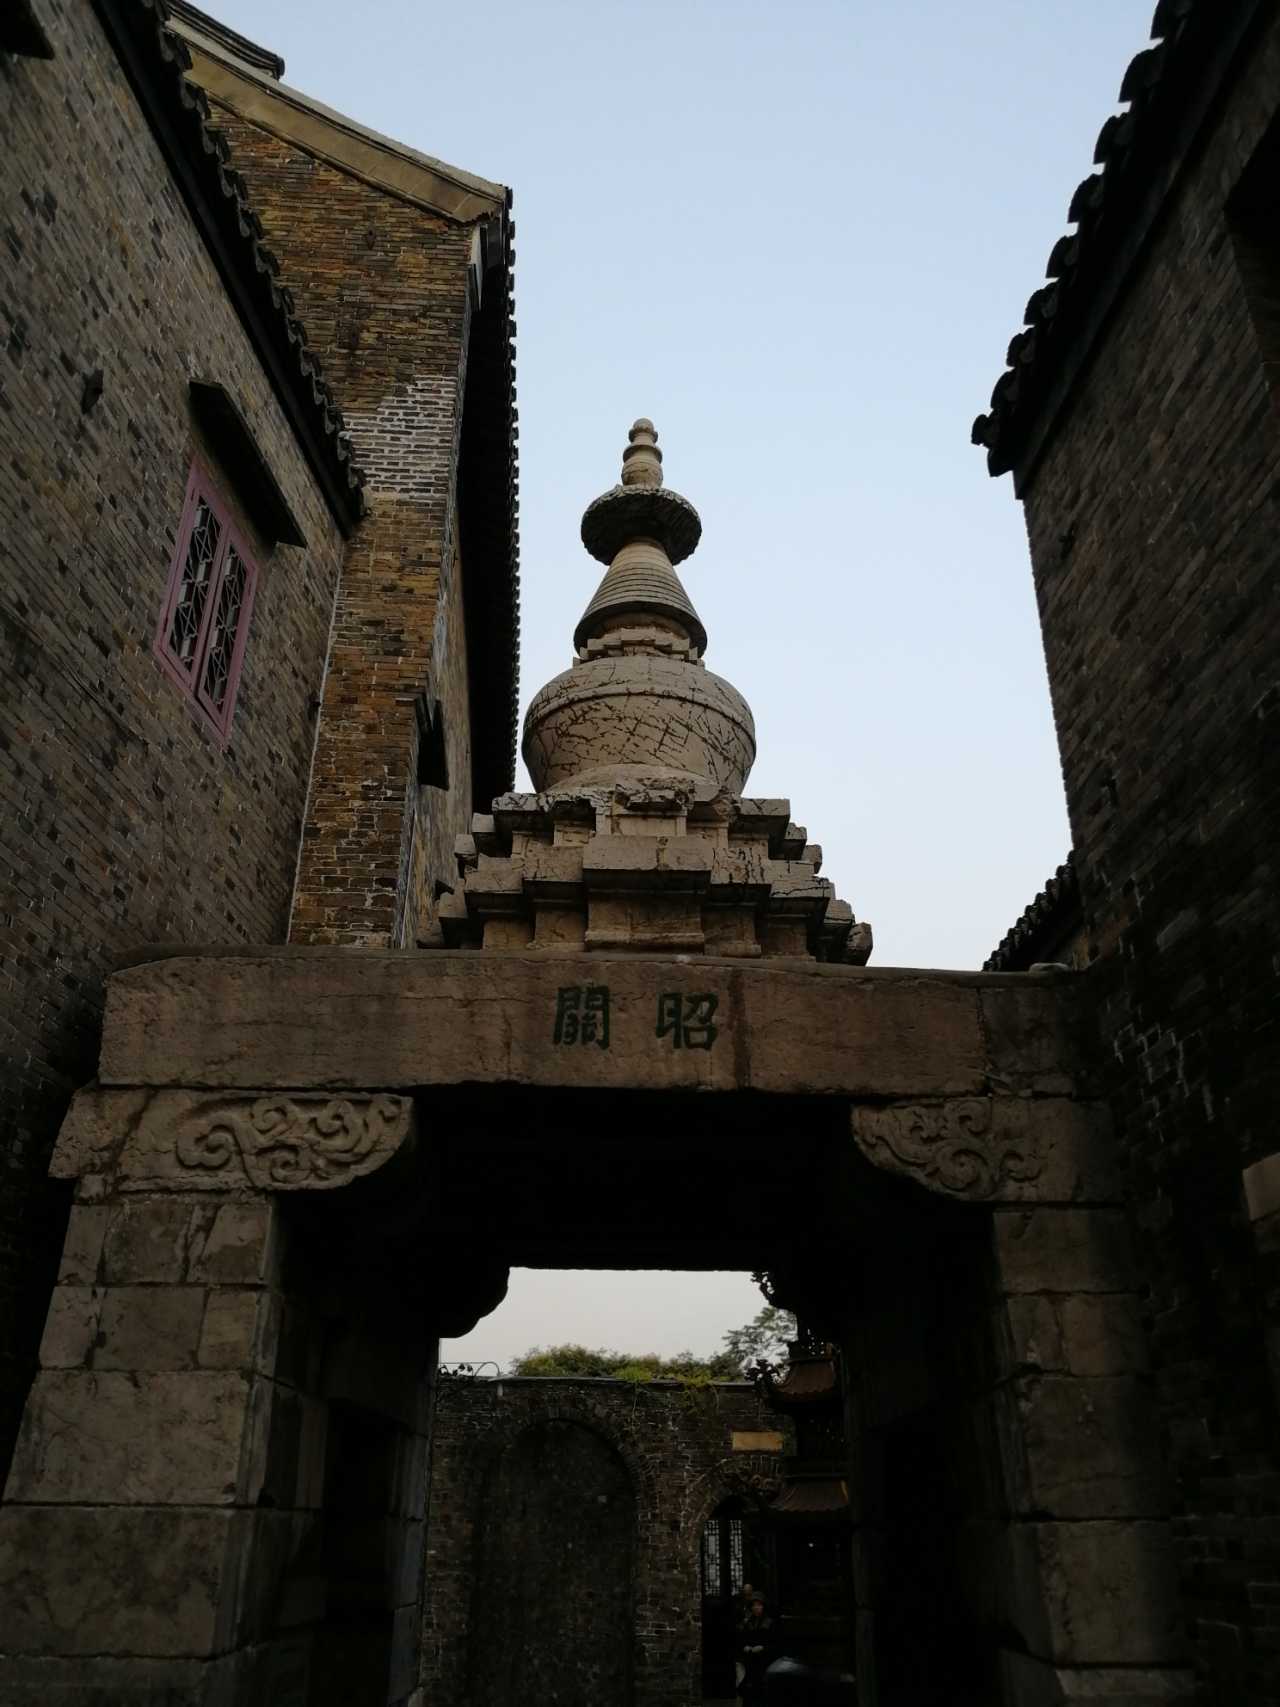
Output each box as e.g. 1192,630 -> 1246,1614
436,421 -> 872,962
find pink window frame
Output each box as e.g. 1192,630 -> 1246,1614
153,462 -> 259,744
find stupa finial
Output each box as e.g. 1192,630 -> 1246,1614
620,418 -> 663,489
574,418 -> 706,653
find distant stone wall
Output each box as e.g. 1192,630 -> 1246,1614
1017,10 -> 1280,1696
422,1377 -> 787,1707
0,5 -> 345,1479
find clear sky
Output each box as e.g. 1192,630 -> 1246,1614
210,0 -> 1158,1367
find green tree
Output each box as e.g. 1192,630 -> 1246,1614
507,1305 -> 797,1382
721,1305 -> 797,1373
509,1343 -> 740,1380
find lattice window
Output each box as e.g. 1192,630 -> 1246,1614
701,1512 -> 746,1599
155,466 -> 259,740
701,1520 -> 722,1597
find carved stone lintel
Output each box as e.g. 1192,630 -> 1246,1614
852,1098 -> 1043,1202
172,1093 -> 413,1190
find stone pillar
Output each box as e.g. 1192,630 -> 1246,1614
989,1204 -> 1194,1703
0,1086 -> 432,1707
846,1083 -> 1195,1706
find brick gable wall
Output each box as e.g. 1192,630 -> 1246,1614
1017,14 -> 1280,1696
0,6 -> 346,1477
205,111 -> 482,948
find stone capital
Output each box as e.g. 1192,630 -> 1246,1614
52,1086 -> 415,1194
851,1095 -> 1119,1204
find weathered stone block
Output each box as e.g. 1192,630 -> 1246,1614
187,1202 -> 279,1287
393,1431 -> 430,1520
1005,1519 -> 1185,1664
272,1297 -> 322,1393
234,1508 -> 326,1642
389,1600 -> 421,1699
0,1506 -> 241,1656
996,1374 -> 1167,1517
703,906 -> 762,957
522,844 -> 584,891
585,892 -> 705,951
658,838 -> 715,877
198,1289 -> 268,1371
583,835 -> 661,881
294,1393 -> 330,1511
1242,1151 -> 1280,1222
1000,1292 -> 1151,1378
999,1649 -> 1195,1703
50,1086 -> 154,1184
994,1208 -> 1137,1295
531,905 -> 586,948
761,917 -> 809,957
55,1205 -> 110,1285
102,1198 -> 198,1284
481,917 -> 535,950
324,1330 -> 427,1431
95,1286 -> 207,1371
0,1653 -> 248,1705
1058,1294 -> 1151,1376
7,1370 -> 253,1505
37,1285 -> 104,1369
980,979 -> 1095,1096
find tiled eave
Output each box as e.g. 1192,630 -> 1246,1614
166,0 -> 283,80
984,854 -> 1079,973
972,0 -> 1268,491
464,200 -> 521,800
93,0 -> 366,534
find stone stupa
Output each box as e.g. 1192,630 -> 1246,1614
439,421 -> 872,961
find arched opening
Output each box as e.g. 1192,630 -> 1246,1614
699,1493 -> 775,1699
467,1418 -> 636,1707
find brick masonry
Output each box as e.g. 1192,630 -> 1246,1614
422,1377 -> 788,1707
200,108 -> 485,949
1012,12 -> 1280,1699
0,5 -> 346,1478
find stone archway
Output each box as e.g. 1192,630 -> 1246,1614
0,946 -> 1190,1707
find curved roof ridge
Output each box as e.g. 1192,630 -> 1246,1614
972,0 -> 1264,483
984,852 -> 1079,972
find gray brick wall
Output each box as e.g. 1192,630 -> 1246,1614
203,110 -> 483,950
0,1 -> 345,1479
423,1377 -> 787,1707
1016,13 -> 1280,1697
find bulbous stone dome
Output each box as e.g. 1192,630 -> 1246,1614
523,653 -> 756,792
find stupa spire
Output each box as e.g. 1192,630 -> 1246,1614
574,419 -> 707,655
620,416 -> 662,486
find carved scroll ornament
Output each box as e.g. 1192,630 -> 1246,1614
851,1098 -> 1042,1202
174,1093 -> 412,1190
